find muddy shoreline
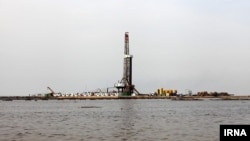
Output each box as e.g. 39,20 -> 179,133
1,95 -> 250,101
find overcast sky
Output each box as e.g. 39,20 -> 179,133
1,0 -> 250,96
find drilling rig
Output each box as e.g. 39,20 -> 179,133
115,32 -> 139,96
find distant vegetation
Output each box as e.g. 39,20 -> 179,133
196,91 -> 229,96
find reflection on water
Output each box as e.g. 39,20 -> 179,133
0,99 -> 250,141
117,100 -> 137,141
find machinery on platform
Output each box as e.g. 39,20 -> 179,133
156,88 -> 178,96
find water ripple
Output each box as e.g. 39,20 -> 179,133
0,100 -> 249,141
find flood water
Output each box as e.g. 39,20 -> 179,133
0,99 -> 250,141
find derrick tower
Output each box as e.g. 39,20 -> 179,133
115,32 -> 137,95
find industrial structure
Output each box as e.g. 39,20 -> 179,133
115,32 -> 139,95
25,32 -> 240,100
156,88 -> 177,96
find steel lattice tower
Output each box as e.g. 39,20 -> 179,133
115,32 -> 136,95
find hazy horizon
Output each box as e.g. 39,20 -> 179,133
1,0 -> 250,96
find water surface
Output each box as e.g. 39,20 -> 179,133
0,99 -> 249,141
